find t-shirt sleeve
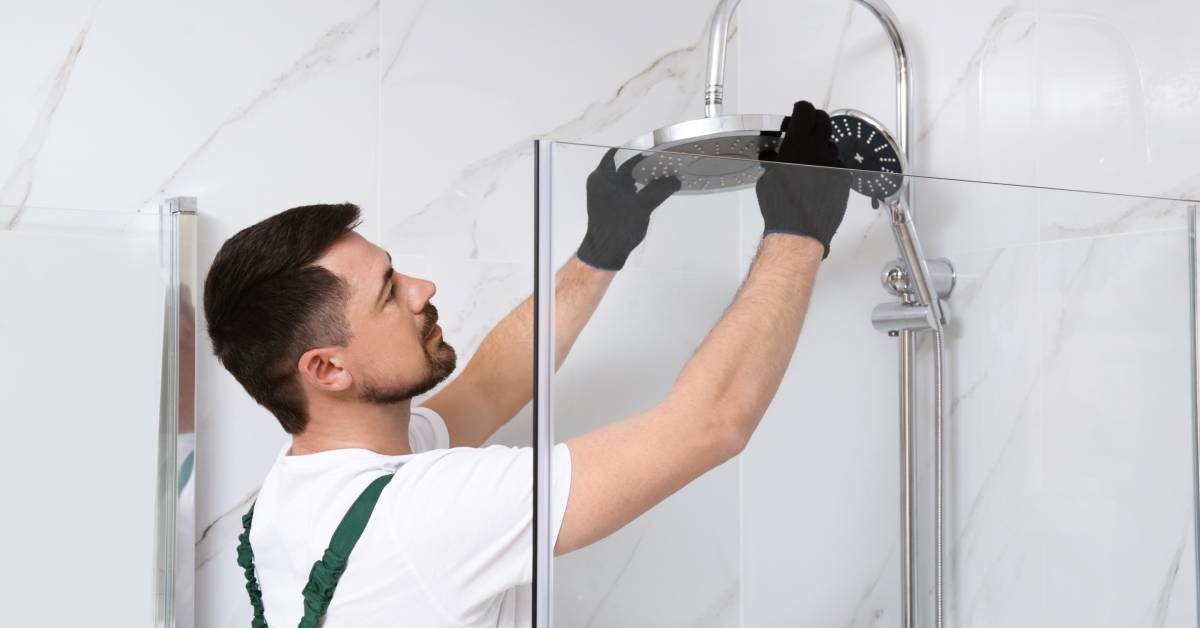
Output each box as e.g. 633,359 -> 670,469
389,442 -> 572,624
409,406 -> 451,452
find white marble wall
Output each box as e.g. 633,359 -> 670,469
6,0 -> 1200,626
738,1 -> 1200,625
3,1 -> 379,625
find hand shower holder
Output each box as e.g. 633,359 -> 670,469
874,257 -> 955,335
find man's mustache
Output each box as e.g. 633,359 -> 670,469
421,303 -> 439,339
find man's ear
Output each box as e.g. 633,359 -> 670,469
298,347 -> 353,392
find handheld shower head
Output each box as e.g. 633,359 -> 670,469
828,109 -> 906,203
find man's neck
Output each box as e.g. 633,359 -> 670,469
289,397 -> 414,456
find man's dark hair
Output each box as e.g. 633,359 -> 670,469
203,203 -> 362,434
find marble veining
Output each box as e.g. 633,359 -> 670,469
147,0 -> 380,204
437,264 -> 527,357
2,11 -> 92,229
915,6 -> 1035,144
821,1 -> 858,111
381,0 -> 432,81
1039,171 -> 1200,241
951,387 -> 1035,567
196,488 -> 258,571
959,540 -> 1015,624
1144,527 -> 1187,627
685,577 -> 739,627
843,547 -> 895,628
1043,237 -> 1098,365
385,21 -> 738,261
582,528 -> 650,628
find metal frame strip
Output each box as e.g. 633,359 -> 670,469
533,141 -> 556,626
156,196 -> 196,628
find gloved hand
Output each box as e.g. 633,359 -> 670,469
576,148 -> 682,271
756,100 -> 851,259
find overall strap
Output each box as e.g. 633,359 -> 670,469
236,504 -> 269,628
298,473 -> 395,628
237,473 -> 395,628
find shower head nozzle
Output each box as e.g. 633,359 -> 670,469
616,114 -> 786,194
616,108 -> 907,201
828,108 -> 906,202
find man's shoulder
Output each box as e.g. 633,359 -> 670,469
385,445 -> 535,505
395,444 -> 533,478
383,446 -> 536,538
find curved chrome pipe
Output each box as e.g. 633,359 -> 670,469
854,0 -> 910,160
704,0 -> 911,164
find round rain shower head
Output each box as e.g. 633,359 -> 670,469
616,114 -> 786,194
828,108 -> 906,202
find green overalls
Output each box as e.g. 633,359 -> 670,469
237,474 -> 395,627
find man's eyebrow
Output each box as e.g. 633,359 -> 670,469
377,251 -> 394,307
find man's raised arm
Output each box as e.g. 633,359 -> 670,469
554,101 -> 851,555
424,150 -> 680,447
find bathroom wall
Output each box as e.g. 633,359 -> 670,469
738,0 -> 1200,625
2,1 -> 380,625
5,0 -> 1200,626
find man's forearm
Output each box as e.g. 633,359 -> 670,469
663,234 -> 823,443
458,255 -> 615,421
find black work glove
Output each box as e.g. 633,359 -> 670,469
576,148 -> 682,271
756,100 -> 851,259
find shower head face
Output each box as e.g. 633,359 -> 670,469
829,109 -> 905,201
617,114 -> 786,194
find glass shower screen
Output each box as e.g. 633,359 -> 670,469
533,140 -> 751,626
534,140 -> 1200,627
0,201 -> 193,627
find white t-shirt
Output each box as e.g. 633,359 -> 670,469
248,407 -> 573,627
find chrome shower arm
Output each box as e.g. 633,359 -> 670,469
704,0 -> 741,118
703,0 -> 912,162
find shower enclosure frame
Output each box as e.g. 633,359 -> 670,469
532,140 -> 555,626
156,196 -> 197,628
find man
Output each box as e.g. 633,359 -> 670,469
203,101 -> 848,627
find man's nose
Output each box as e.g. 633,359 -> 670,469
407,277 -> 437,310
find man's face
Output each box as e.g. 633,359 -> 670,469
313,231 -> 457,404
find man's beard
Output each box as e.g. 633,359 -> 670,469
360,305 -> 458,404
360,340 -> 457,405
